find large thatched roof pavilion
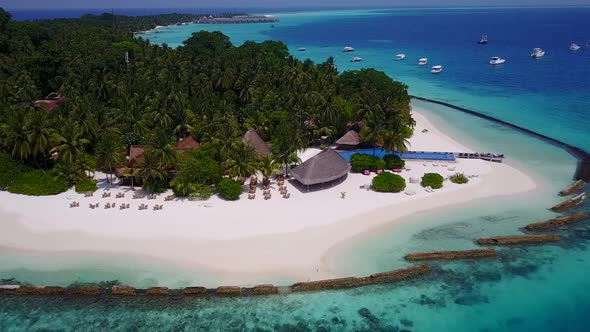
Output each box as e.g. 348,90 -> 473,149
290,149 -> 350,188
243,129 -> 271,157
335,130 -> 360,148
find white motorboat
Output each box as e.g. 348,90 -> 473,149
569,43 -> 580,51
350,57 -> 362,62
478,35 -> 488,44
531,48 -> 545,58
298,47 -> 306,51
395,53 -> 406,60
418,58 -> 428,66
430,65 -> 443,74
489,56 -> 506,65
342,46 -> 355,52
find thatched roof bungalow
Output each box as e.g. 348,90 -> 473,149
174,136 -> 200,152
335,130 -> 360,148
290,149 -> 350,187
33,93 -> 64,113
116,137 -> 200,177
243,129 -> 271,157
128,145 -> 145,166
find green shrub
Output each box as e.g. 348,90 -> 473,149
176,150 -> 222,185
142,178 -> 167,193
8,170 -> 70,196
383,154 -> 405,170
188,184 -> 213,201
217,178 -> 242,200
449,173 -> 469,184
421,173 -> 444,189
0,153 -> 29,190
372,172 -> 406,193
75,179 -> 97,192
350,153 -> 385,172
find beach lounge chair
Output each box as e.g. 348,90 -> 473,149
404,189 -> 416,196
363,170 -> 370,175
283,193 -> 290,199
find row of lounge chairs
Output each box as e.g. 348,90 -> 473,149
102,192 -> 111,198
84,192 -> 94,197
423,162 -> 448,167
457,152 -> 505,159
363,168 -> 406,176
133,193 -> 145,199
69,202 -> 80,208
164,195 -> 175,201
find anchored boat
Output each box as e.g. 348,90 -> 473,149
431,65 -> 443,74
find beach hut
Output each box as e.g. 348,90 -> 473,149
291,149 -> 350,190
128,145 -> 145,166
174,136 -> 200,153
33,93 -> 64,113
335,130 -> 360,149
243,129 -> 271,157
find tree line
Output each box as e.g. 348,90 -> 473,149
0,8 -> 413,196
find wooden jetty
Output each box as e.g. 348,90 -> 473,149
559,180 -> 586,196
477,234 -> 560,245
404,249 -> 496,261
525,212 -> 589,231
551,193 -> 586,212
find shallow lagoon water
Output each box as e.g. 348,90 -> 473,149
2,7 -> 590,331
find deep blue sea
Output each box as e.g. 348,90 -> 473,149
2,7 -> 590,332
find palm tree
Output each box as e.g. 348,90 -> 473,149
271,122 -> 305,177
147,131 -> 177,187
1,107 -> 30,161
381,124 -> 410,153
223,142 -> 258,181
360,113 -> 387,155
52,159 -> 86,184
134,151 -> 167,193
50,120 -> 90,164
170,175 -> 197,197
257,155 -> 279,186
122,166 -> 136,191
26,109 -> 53,168
96,133 -> 125,184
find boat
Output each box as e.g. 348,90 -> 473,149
350,57 -> 362,62
489,56 -> 506,65
430,65 -> 443,74
342,46 -> 355,52
569,43 -> 580,51
418,58 -> 428,66
478,35 -> 488,44
298,47 -> 306,51
395,53 -> 406,60
531,48 -> 545,58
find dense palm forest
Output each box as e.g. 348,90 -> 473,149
0,8 -> 413,196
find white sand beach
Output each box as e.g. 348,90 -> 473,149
0,106 -> 536,286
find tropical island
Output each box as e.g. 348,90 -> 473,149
0,9 -> 535,286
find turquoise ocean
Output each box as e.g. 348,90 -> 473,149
2,7 -> 590,331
